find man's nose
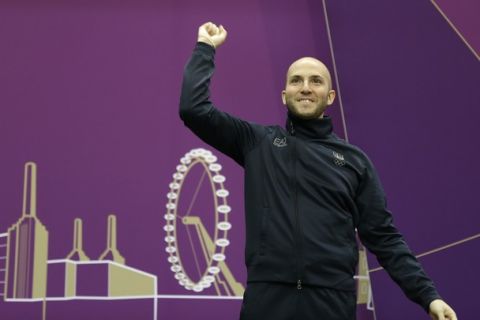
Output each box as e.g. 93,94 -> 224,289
301,81 -> 312,93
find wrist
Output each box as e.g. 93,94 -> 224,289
197,37 -> 216,49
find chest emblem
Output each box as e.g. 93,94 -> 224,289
332,151 -> 346,167
273,137 -> 288,147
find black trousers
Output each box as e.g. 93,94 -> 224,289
239,282 -> 357,320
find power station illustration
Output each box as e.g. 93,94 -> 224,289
0,162 -> 157,308
4,163 -> 48,300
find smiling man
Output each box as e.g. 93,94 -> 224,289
282,57 -> 336,120
179,22 -> 457,320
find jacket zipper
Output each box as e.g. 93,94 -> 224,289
290,120 -> 303,290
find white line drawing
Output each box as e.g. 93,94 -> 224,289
0,157 -> 248,319
430,0 -> 479,60
0,163 -> 158,320
164,148 -> 244,296
369,233 -> 480,273
322,0 -> 349,141
0,233 -> 7,298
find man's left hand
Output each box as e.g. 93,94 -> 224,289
429,299 -> 457,320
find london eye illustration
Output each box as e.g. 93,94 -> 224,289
164,148 -> 244,296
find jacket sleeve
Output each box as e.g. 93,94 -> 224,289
179,42 -> 266,166
355,158 -> 441,312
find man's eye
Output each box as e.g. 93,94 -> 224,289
312,78 -> 323,84
291,78 -> 300,84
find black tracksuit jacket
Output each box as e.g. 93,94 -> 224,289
179,42 -> 441,312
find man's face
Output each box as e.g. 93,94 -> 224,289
282,58 -> 336,120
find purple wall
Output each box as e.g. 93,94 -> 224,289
435,0 -> 479,56
326,0 -> 479,319
0,0 -> 478,319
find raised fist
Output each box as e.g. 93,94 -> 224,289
197,22 -> 228,49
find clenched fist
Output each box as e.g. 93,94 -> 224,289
429,299 -> 457,320
197,22 -> 228,49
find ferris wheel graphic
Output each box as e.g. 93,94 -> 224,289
164,148 -> 244,296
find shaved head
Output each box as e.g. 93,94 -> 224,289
286,57 -> 333,90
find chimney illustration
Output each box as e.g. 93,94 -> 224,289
98,215 -> 125,264
66,218 -> 90,261
6,162 -> 49,299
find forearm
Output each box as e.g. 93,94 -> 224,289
356,163 -> 441,312
362,226 -> 441,312
179,42 -> 216,125
178,27 -> 265,165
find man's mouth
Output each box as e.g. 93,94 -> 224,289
298,98 -> 314,102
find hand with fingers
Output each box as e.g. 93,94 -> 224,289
429,299 -> 457,320
197,22 -> 228,49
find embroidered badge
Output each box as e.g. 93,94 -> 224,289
273,137 -> 288,147
332,151 -> 346,166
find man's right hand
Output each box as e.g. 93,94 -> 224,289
429,299 -> 457,320
197,22 -> 227,49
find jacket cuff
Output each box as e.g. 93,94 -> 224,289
420,292 -> 442,313
195,41 -> 216,56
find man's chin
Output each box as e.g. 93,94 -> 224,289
288,108 -> 322,120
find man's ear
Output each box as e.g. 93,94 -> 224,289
281,90 -> 286,105
327,90 -> 336,106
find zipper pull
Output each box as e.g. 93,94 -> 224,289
290,120 -> 296,136
297,279 -> 302,290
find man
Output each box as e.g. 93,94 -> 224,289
179,22 -> 457,320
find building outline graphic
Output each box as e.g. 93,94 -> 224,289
0,162 -> 159,320
0,153 -> 247,319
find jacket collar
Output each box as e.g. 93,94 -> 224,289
285,111 -> 333,139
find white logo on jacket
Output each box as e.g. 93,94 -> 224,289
273,137 -> 287,147
332,151 -> 346,166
